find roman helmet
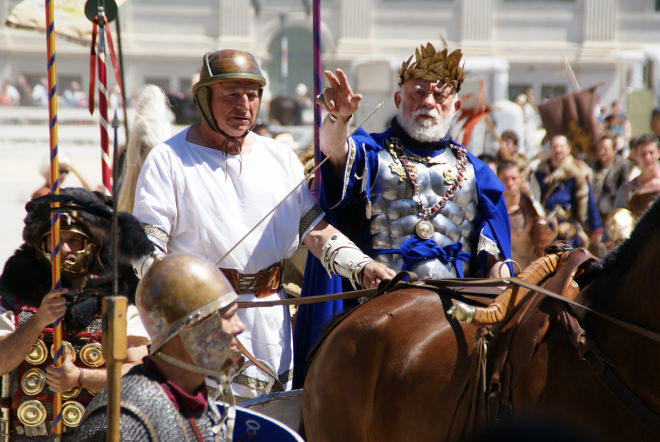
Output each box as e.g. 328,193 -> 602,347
192,49 -> 266,134
136,253 -> 242,381
23,188 -> 111,279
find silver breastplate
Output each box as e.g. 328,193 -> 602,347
368,141 -> 478,278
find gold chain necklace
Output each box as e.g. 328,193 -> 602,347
387,137 -> 467,239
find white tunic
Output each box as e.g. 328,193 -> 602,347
133,128 -> 322,398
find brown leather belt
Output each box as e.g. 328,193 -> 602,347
220,261 -> 283,298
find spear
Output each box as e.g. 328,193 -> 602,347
43,0 -> 64,435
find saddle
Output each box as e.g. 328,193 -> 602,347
456,247 -> 600,438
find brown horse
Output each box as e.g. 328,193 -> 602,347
302,196 -> 660,442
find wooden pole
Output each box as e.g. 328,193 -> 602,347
102,296 -> 128,442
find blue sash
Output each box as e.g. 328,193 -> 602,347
371,236 -> 471,278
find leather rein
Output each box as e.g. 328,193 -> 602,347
238,275 -> 660,345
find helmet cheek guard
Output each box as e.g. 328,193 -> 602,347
192,49 -> 266,134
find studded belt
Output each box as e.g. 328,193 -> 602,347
220,261 -> 283,298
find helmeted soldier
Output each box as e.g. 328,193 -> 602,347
75,253 -> 246,441
294,42 -> 513,386
0,188 -> 151,440
131,49 -> 394,401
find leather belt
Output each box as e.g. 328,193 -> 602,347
220,261 -> 283,298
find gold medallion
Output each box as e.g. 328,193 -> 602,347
25,340 -> 48,365
17,400 -> 47,427
51,341 -> 76,363
415,219 -> 435,240
80,342 -> 105,367
62,385 -> 81,400
443,168 -> 457,185
20,368 -> 46,396
62,401 -> 85,427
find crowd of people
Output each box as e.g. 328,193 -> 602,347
1,40 -> 659,440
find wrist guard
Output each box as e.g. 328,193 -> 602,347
321,233 -> 373,289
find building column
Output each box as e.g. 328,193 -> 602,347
335,0 -> 374,57
216,0 -> 252,48
583,0 -> 615,42
460,0 -> 493,43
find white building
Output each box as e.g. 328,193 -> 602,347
1,0 -> 660,135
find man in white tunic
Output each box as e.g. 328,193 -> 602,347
132,49 -> 395,401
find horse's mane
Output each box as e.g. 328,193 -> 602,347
600,195 -> 660,275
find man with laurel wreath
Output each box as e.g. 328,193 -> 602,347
294,43 -> 512,386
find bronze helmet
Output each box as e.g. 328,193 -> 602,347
136,253 -> 238,353
192,49 -> 266,134
24,188 -> 110,278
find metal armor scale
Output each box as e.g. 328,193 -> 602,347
369,140 -> 478,278
1,303 -> 104,441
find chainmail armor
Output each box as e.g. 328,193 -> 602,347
75,364 -> 224,441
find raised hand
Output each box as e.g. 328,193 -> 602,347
318,69 -> 362,121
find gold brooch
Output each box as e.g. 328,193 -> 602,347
443,168 -> 458,185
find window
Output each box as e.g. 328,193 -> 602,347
541,84 -> 567,101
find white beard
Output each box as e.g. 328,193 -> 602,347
396,103 -> 455,143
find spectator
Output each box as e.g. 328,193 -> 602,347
32,76 -> 48,107
614,133 -> 660,220
293,82 -> 312,125
63,80 -> 87,108
603,100 -> 631,142
591,134 -> 626,223
498,161 -> 553,269
478,153 -> 497,175
496,129 -> 530,180
0,78 -> 20,106
530,134 -> 602,249
16,74 -> 35,106
650,107 -> 660,141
